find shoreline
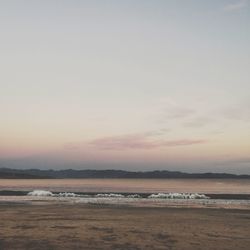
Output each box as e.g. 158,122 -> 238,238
1,195 -> 250,210
1,190 -> 250,200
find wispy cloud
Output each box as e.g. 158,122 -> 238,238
156,98 -> 195,124
89,134 -> 206,150
220,99 -> 250,122
63,142 -> 82,150
63,129 -> 171,151
223,0 -> 248,12
183,117 -> 214,128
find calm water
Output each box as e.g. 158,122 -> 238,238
0,179 -> 250,194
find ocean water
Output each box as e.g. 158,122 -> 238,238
1,179 -> 250,209
0,178 -> 250,194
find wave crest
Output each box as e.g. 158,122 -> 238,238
27,190 -> 53,196
27,190 -> 209,199
148,193 -> 209,199
95,193 -> 124,198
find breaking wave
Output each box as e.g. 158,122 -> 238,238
148,193 -> 209,199
57,192 -> 82,197
27,190 -> 53,196
27,190 -> 208,199
127,194 -> 141,198
95,193 -> 124,198
27,190 -> 88,197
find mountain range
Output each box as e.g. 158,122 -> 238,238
0,168 -> 249,179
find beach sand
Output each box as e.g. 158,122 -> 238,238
0,202 -> 250,250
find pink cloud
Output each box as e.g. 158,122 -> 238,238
89,134 -> 207,150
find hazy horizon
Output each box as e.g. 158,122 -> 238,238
1,0 -> 249,174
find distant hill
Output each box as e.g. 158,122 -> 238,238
0,168 -> 249,179
0,168 -> 51,179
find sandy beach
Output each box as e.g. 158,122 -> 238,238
0,202 -> 250,250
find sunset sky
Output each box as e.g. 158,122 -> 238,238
0,0 -> 249,173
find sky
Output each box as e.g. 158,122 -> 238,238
0,0 -> 249,173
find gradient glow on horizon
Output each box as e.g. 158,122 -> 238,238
0,0 -> 249,173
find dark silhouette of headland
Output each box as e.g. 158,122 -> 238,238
0,168 -> 249,179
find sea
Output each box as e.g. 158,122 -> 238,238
0,178 -> 250,194
1,179 -> 250,209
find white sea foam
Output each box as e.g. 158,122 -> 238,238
27,190 -> 208,199
27,190 -> 89,198
127,194 -> 141,198
95,193 -> 125,198
57,192 -> 81,197
27,190 -> 54,197
148,193 -> 209,199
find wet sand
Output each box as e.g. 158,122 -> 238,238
0,202 -> 250,250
